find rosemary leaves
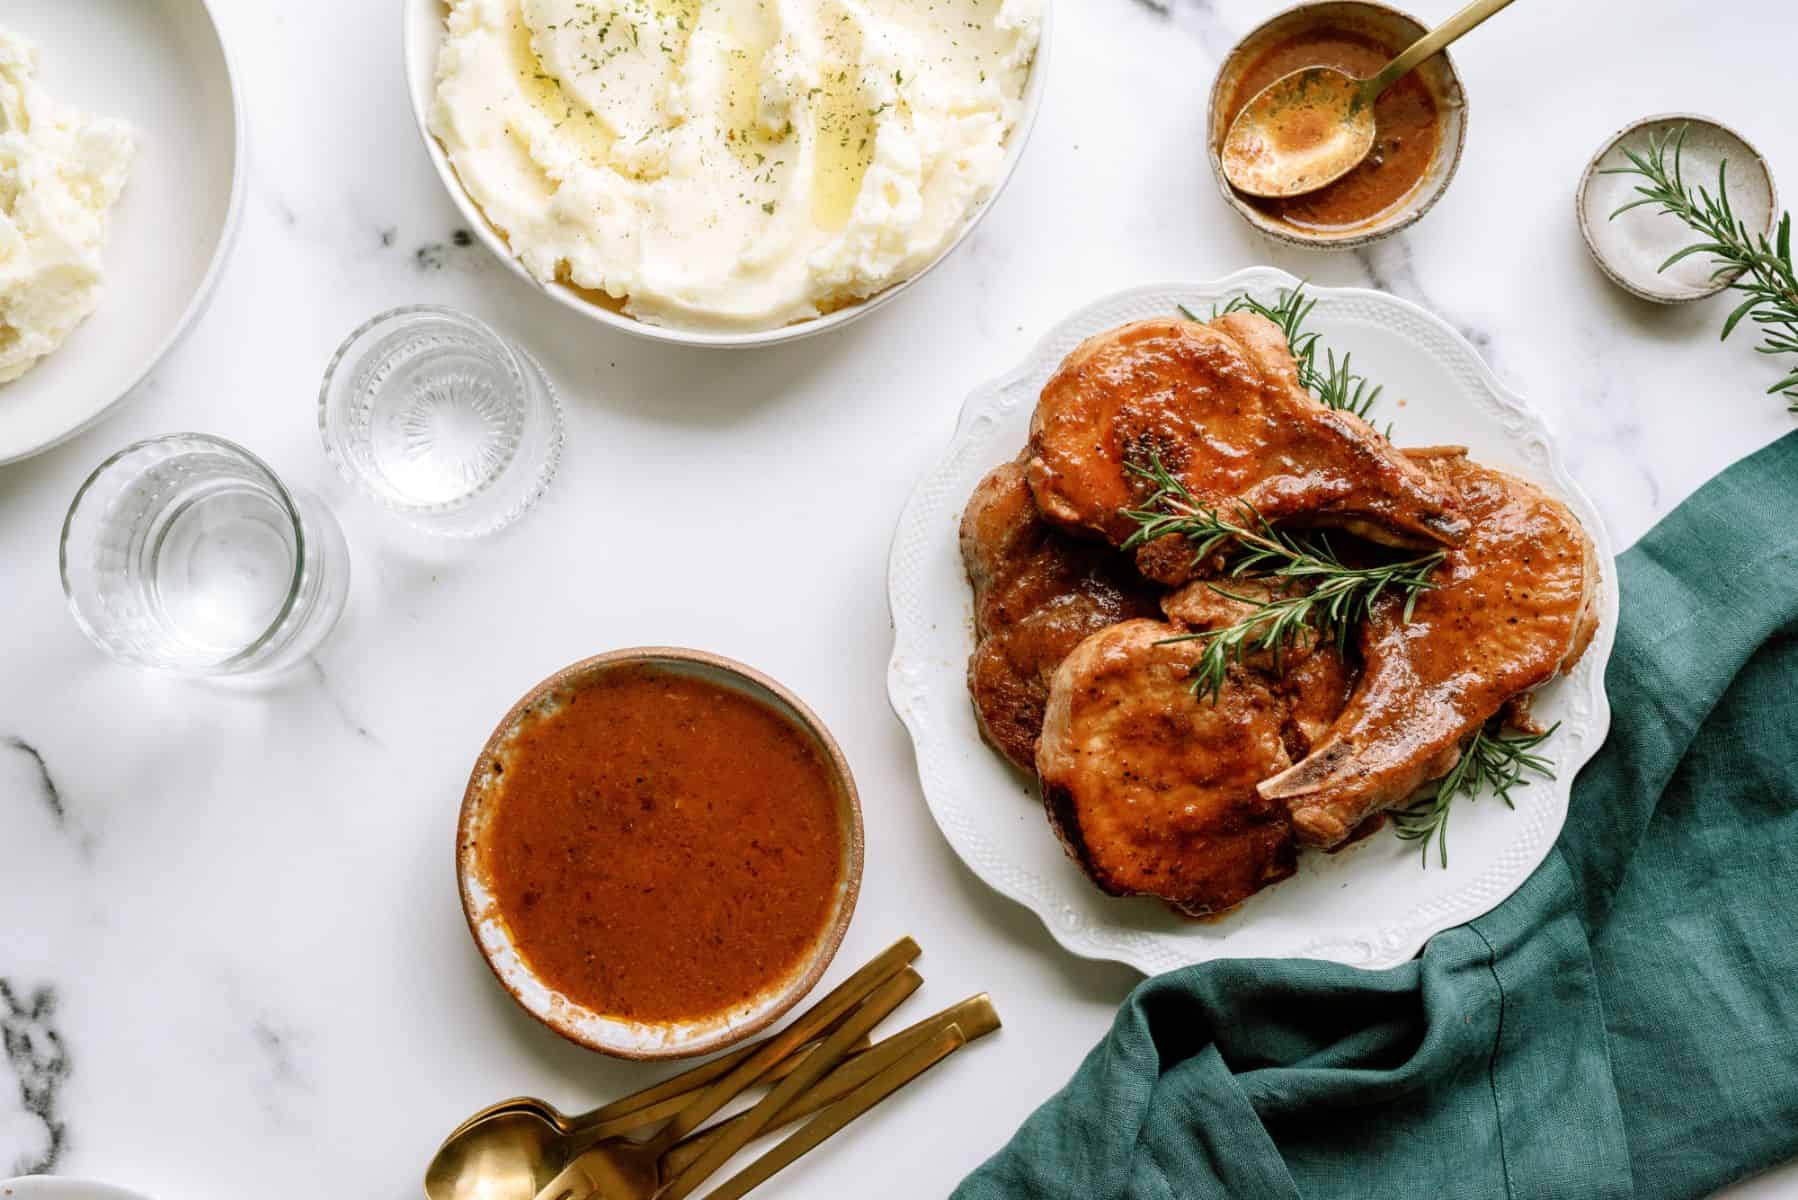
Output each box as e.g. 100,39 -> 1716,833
1121,454 -> 1443,701
1603,124 -> 1798,411
1391,722 -> 1559,868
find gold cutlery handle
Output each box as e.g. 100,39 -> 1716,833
578,1028 -> 852,1128
644,935 -> 919,1154
567,1032 -> 872,1146
659,993 -> 1000,1178
655,967 -> 924,1200
702,1024 -> 970,1200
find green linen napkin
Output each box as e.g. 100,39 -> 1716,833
957,431 -> 1798,1200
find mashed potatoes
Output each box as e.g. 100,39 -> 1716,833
432,0 -> 1041,332
0,30 -> 136,384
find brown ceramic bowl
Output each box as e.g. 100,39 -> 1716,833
1206,1 -> 1468,248
457,647 -> 864,1059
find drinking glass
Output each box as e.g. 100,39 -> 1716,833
318,306 -> 564,538
60,434 -> 351,679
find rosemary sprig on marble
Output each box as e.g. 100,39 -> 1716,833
1391,721 -> 1559,868
1121,454 -> 1444,701
1603,124 -> 1798,411
1179,286 -> 1384,420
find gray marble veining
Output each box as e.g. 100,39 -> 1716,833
0,981 -> 67,1176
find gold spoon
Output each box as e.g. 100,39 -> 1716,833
434,1029 -> 861,1155
535,966 -> 924,1200
425,1034 -> 861,1200
425,937 -> 919,1200
540,993 -> 997,1200
1220,0 -> 1516,198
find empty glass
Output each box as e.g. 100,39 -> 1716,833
60,434 -> 351,679
318,306 -> 563,538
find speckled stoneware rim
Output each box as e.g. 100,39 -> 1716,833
401,0 -> 1053,349
0,1180 -> 158,1200
1575,112 -> 1778,305
1206,0 -> 1469,249
457,647 -> 864,1060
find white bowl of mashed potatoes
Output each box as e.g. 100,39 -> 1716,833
404,0 -> 1049,348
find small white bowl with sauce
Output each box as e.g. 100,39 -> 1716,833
458,647 -> 864,1060
1577,113 -> 1778,304
401,0 -> 1052,349
1207,1 -> 1468,249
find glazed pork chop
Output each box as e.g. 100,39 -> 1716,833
1038,620 -> 1300,916
1036,589 -> 1352,916
1259,451 -> 1600,848
1159,579 -> 1355,761
1027,312 -> 1469,584
961,456 -> 1159,773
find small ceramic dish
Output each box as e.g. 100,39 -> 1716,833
1206,1 -> 1468,249
400,0 -> 1051,349
458,647 -> 864,1059
1576,113 -> 1777,304
0,1181 -> 157,1200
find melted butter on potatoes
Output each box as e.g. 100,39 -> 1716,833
431,0 -> 1041,331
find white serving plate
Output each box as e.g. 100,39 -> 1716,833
0,0 -> 244,465
886,267 -> 1620,976
401,0 -> 1051,349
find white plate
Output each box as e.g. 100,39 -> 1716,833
1,1180 -> 155,1200
0,0 -> 243,465
401,0 -> 1051,349
886,268 -> 1620,976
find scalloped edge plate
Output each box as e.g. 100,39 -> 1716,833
886,268 -> 1618,976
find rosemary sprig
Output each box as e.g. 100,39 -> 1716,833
1159,290 -> 1562,860
1391,721 -> 1559,868
1602,124 -> 1798,411
1121,455 -> 1444,701
1179,286 -> 1384,420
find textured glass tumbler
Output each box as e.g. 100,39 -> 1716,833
319,306 -> 564,538
60,434 -> 351,679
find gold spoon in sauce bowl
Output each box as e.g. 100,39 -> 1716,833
1220,0 -> 1516,198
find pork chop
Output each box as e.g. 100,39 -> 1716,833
1259,451 -> 1600,847
1159,578 -> 1355,761
1026,312 -> 1469,584
1038,619 -> 1300,916
1035,584 -> 1354,917
961,456 -> 1159,773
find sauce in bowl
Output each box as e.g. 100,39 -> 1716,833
1224,25 -> 1440,230
464,655 -> 857,1047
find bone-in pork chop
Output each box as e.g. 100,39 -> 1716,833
1035,587 -> 1353,917
1259,451 -> 1600,847
961,456 -> 1159,773
1026,312 -> 1469,584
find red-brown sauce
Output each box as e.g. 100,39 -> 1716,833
477,664 -> 846,1023
1226,26 -> 1440,229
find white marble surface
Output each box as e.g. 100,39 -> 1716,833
3,0 -> 1797,1196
